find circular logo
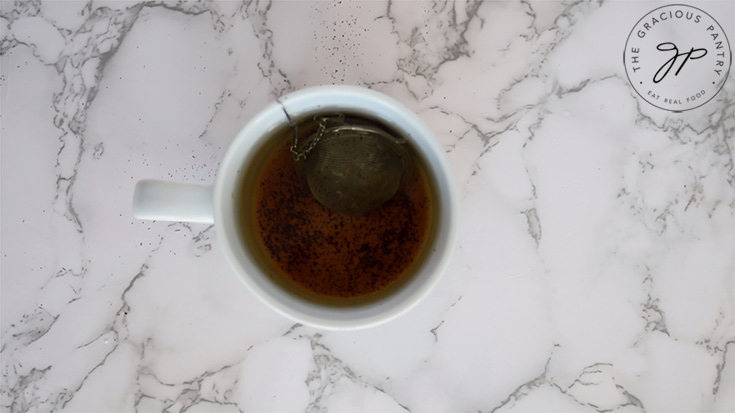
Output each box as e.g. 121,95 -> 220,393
624,4 -> 731,112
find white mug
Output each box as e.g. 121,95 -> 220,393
133,85 -> 459,330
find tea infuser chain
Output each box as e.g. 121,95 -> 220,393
290,113 -> 345,161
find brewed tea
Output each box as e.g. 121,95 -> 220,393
238,115 -> 435,302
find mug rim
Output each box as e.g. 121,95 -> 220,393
213,85 -> 459,330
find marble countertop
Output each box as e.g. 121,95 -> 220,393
2,0 -> 733,411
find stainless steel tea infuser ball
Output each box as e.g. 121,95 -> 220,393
290,114 -> 407,215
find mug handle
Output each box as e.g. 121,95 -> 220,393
133,180 -> 214,224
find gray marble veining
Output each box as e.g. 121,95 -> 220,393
1,1 -> 733,411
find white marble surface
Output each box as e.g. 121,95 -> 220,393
1,0 -> 734,411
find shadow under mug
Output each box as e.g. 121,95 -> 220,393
133,85 -> 459,330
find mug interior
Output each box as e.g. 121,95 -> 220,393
214,85 -> 458,330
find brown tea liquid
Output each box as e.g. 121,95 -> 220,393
242,120 -> 433,301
